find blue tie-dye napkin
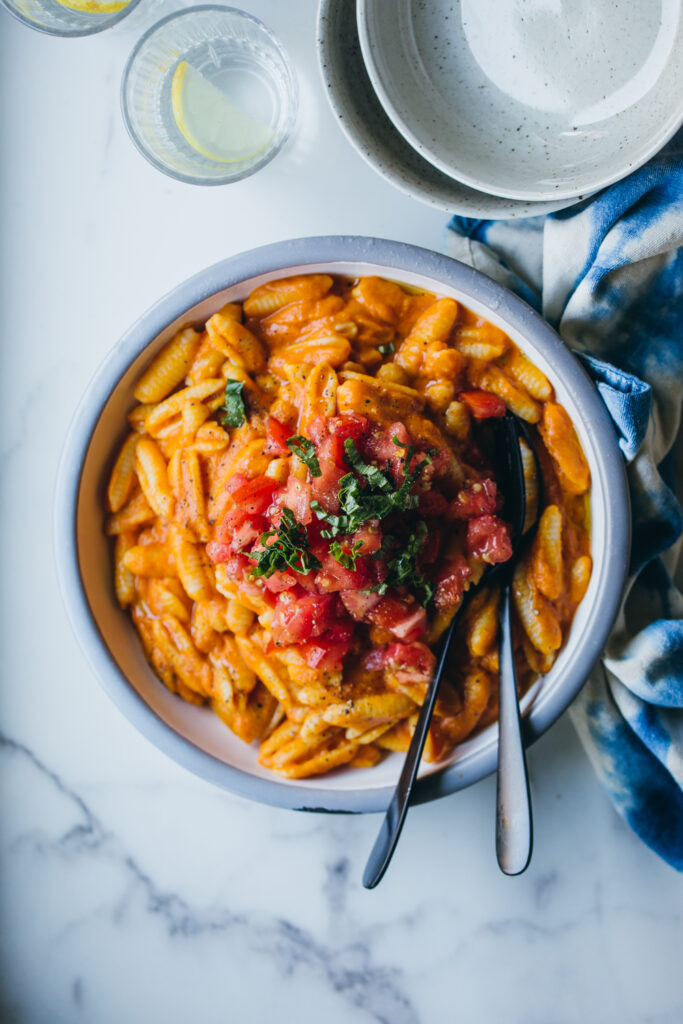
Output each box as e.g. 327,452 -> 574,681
445,132 -> 683,871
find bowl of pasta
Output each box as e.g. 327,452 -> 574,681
55,236 -> 629,812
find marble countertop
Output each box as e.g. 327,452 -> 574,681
1,2 -> 681,1022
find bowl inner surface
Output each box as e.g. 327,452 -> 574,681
359,0 -> 683,200
76,258 -> 613,798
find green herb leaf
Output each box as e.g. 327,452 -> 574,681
285,435 -> 322,477
378,342 -> 395,356
373,519 -> 434,606
219,379 -> 246,428
343,438 -> 394,493
329,538 -> 364,571
250,507 -> 321,579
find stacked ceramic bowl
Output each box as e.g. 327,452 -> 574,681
317,0 -> 683,217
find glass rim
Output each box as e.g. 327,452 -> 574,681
120,3 -> 298,186
0,0 -> 142,37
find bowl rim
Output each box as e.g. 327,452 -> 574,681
54,235 -> 631,812
356,0 -> 683,202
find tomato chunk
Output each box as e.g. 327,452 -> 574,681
264,416 -> 293,456
434,556 -> 472,610
315,551 -> 371,593
466,515 -> 513,564
449,478 -> 500,519
364,642 -> 435,683
299,635 -> 353,672
281,476 -> 312,525
340,589 -> 382,621
230,476 -> 279,515
271,592 -> 339,645
367,595 -> 427,641
459,390 -> 506,419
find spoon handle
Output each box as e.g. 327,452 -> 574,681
362,604 -> 463,889
496,583 -> 533,875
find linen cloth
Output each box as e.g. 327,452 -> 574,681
445,132 -> 683,870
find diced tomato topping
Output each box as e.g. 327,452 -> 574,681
215,507 -> 249,543
299,634 -> 353,672
230,476 -> 279,515
362,422 -> 411,480
230,514 -> 269,554
328,414 -> 370,462
459,390 -> 506,419
367,595 -> 427,641
315,552 -> 371,593
340,588 -> 382,621
281,476 -> 312,525
466,515 -> 513,564
206,541 -> 236,565
418,491 -> 449,517
434,555 -> 472,611
225,473 -> 249,494
449,478 -> 500,519
311,450 -> 347,513
350,522 -> 382,556
364,642 -> 435,683
264,416 -> 293,456
271,592 -> 339,645
262,569 -> 299,593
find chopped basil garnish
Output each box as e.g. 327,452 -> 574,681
329,538 -> 365,571
250,507 -> 321,579
372,520 -> 434,606
286,435 -> 322,478
219,379 -> 246,428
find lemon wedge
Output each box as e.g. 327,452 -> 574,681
170,61 -> 274,164
53,0 -> 128,11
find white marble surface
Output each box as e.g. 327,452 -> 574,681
0,3 -> 681,1022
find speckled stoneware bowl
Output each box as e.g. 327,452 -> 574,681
357,0 -> 683,202
54,237 -> 630,813
317,0 -> 579,218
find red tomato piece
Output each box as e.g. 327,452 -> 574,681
315,552 -> 371,593
420,526 -> 442,565
466,515 -> 513,564
206,541 -> 233,564
449,478 -> 500,519
230,514 -> 269,554
215,507 -> 248,543
271,592 -> 339,645
299,634 -> 353,672
225,473 -> 249,495
230,476 -> 279,515
366,595 -> 427,640
434,556 -> 472,610
459,390 -> 506,419
264,416 -> 293,456
281,476 -> 312,525
340,588 -> 382,621
364,642 -> 435,683
351,521 -> 382,556
311,451 -> 346,513
262,569 -> 299,593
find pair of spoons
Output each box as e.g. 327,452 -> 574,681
363,412 -> 538,888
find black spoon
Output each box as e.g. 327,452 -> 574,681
363,413 -> 537,889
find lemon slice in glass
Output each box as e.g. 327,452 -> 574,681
171,61 -> 274,164
52,0 -> 128,11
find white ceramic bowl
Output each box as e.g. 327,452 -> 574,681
357,0 -> 683,202
54,237 -> 630,812
317,0 -> 580,217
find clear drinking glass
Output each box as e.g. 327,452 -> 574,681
1,0 -> 141,37
121,5 -> 298,185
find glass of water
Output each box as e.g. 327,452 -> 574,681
1,0 -> 141,36
121,5 -> 298,185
